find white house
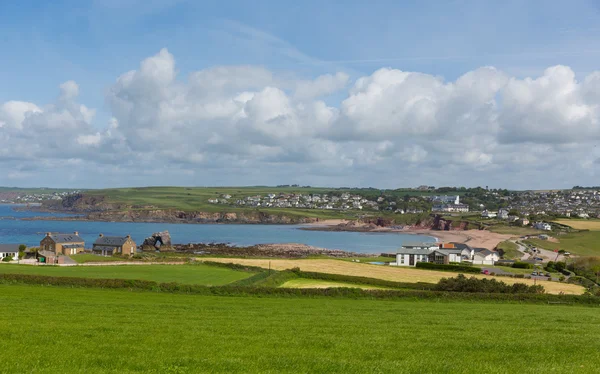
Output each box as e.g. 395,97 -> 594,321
471,248 -> 500,265
0,244 -> 20,261
498,209 -> 509,220
534,222 -> 552,231
481,210 -> 497,219
392,242 -> 438,267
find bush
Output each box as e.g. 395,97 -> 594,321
559,276 -> 566,282
434,274 -> 545,294
567,276 -> 598,289
1,257 -> 11,262
291,269 -> 435,290
415,262 -> 481,273
512,262 -> 533,269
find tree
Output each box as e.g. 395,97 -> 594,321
18,244 -> 26,260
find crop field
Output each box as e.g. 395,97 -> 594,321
201,258 -> 584,295
280,278 -> 390,289
1,284 -> 599,373
0,264 -> 254,286
554,219 -> 600,231
525,231 -> 600,256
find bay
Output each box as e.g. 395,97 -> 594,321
0,205 -> 435,254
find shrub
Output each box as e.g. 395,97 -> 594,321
434,274 -> 545,294
512,262 -> 533,269
415,262 -> 481,273
1,257 -> 11,262
559,276 -> 566,282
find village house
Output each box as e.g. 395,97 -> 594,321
0,244 -> 20,261
470,248 -> 500,265
40,232 -> 85,255
92,234 -> 137,256
393,242 -> 439,266
534,222 -> 552,231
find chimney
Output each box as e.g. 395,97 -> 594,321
74,231 -> 79,236
99,233 -> 104,237
126,235 -> 131,239
46,232 -> 51,237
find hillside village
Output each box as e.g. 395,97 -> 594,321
0,190 -> 81,204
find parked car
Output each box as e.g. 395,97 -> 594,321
481,269 -> 490,275
531,272 -> 539,276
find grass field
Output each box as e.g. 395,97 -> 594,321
280,278 -> 390,290
0,264 -> 253,286
496,240 -> 523,260
1,284 -> 599,373
554,219 -> 600,231
487,225 -> 542,236
525,231 -> 600,256
70,254 -> 126,263
201,258 -> 584,295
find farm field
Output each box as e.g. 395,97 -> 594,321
200,258 -> 584,295
280,278 -> 390,290
525,231 -> 600,256
1,284 -> 599,373
0,264 -> 253,286
553,219 -> 600,231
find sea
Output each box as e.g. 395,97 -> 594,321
0,205 -> 435,254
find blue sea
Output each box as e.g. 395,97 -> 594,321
0,205 -> 434,254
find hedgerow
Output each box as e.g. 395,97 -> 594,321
291,269 -> 435,290
434,274 -> 544,294
415,262 -> 481,273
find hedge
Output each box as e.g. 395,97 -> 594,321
292,269 -> 435,290
196,260 -> 266,273
1,274 -> 599,305
434,274 -> 545,294
512,262 -> 534,269
415,262 -> 481,273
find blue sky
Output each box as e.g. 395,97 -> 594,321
1,0 -> 600,188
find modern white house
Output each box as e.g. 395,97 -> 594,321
0,244 -> 20,261
471,248 -> 500,265
534,222 -> 552,231
392,242 -> 471,267
481,210 -> 497,219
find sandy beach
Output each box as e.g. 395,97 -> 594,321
306,219 -> 513,250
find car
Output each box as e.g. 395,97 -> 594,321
481,269 -> 490,275
534,257 -> 543,261
531,272 -> 539,276
545,273 -> 551,277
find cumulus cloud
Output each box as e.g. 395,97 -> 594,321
2,48 -> 600,188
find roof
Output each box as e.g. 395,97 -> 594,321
397,247 -> 432,255
93,236 -> 132,247
474,249 -> 495,257
62,244 -> 83,249
450,242 -> 470,251
437,248 -> 463,255
47,233 -> 84,243
401,242 -> 438,248
0,244 -> 21,253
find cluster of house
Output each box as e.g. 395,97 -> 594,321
208,192 -> 381,211
0,190 -> 80,204
36,232 -> 137,264
508,189 -> 600,218
430,195 -> 470,213
392,242 -> 500,267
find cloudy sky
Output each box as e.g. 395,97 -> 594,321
1,0 -> 600,189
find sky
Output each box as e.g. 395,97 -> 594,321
1,0 -> 600,190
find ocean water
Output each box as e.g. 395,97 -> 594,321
0,205 -> 435,254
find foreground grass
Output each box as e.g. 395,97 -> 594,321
0,264 -> 253,286
525,231 -> 600,256
496,240 -> 523,260
201,258 -> 584,295
280,278 -> 390,290
1,284 -> 599,373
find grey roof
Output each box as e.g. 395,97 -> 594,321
93,236 -> 131,247
474,249 -> 494,257
62,244 -> 83,249
450,242 -> 471,250
401,242 -> 438,248
437,248 -> 463,255
397,247 -> 432,255
0,244 -> 21,253
48,233 -> 84,243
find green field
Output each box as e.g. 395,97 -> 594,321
525,231 -> 600,256
71,254 -> 126,263
280,278 -> 390,290
1,284 -> 599,373
496,240 -> 522,260
0,264 -> 253,286
487,225 -> 542,236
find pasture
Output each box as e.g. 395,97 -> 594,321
1,284 -> 599,373
525,231 -> 600,256
0,264 -> 254,286
200,258 -> 584,295
554,219 -> 600,231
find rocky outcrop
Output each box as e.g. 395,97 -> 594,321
142,231 -> 173,251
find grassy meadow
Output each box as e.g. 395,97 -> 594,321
496,240 -> 522,260
201,258 -> 584,295
1,284 -> 599,373
0,264 -> 254,286
525,231 -> 600,256
553,219 -> 600,231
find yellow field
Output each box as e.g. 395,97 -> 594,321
201,258 -> 584,295
280,278 -> 388,290
553,219 -> 600,231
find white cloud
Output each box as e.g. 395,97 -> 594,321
2,48 -> 600,189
